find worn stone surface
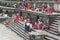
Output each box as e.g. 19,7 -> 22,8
0,24 -> 23,40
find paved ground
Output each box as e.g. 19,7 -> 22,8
0,24 -> 23,40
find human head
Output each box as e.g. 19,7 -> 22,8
17,13 -> 20,16
20,16 -> 24,21
26,18 -> 30,23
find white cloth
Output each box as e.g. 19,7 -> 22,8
3,14 -> 8,17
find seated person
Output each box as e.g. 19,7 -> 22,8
25,18 -> 32,32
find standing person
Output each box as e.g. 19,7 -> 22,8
15,13 -> 20,22
22,1 -> 25,9
25,1 -> 30,10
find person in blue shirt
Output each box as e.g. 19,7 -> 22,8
22,1 -> 25,9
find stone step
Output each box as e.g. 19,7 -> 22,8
50,27 -> 58,30
45,29 -> 59,35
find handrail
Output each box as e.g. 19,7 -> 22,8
0,0 -> 60,3
0,1 -> 17,3
20,9 -> 60,15
0,6 -> 16,10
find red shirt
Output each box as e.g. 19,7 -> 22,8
39,23 -> 43,29
46,8 -> 53,14
39,23 -> 43,27
32,24 -> 37,29
41,4 -> 46,10
25,2 -> 29,9
15,16 -> 20,22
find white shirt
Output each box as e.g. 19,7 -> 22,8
26,23 -> 32,28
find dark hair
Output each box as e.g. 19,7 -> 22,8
28,13 -> 30,16
6,10 -> 8,14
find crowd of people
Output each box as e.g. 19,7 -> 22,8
7,13 -> 50,32
19,1 -> 53,15
3,1 -> 52,32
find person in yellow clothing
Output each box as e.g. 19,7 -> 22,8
28,3 -> 30,9
25,2 -> 30,10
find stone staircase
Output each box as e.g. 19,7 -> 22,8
44,15 -> 60,40
7,21 -> 30,40
5,15 -> 60,40
45,15 -> 59,36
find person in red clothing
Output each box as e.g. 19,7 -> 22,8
15,13 -> 20,22
39,22 -> 43,30
25,2 -> 29,10
46,8 -> 53,14
32,22 -> 38,29
41,4 -> 46,11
